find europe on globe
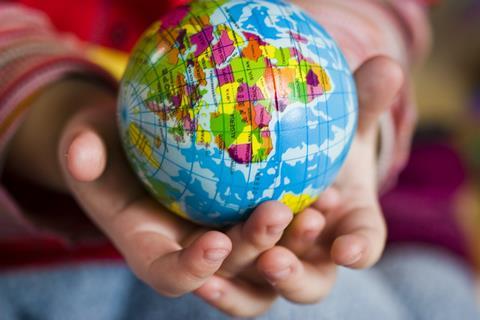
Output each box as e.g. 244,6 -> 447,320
118,0 -> 358,226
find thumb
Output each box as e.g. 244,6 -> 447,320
57,104 -> 148,224
66,129 -> 107,182
355,56 -> 404,137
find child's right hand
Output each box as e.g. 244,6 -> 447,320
5,77 -> 329,317
57,87 -> 294,300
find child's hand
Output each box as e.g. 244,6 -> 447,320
52,84 -> 310,317
57,98 -> 297,300
194,56 -> 404,316
6,79 -> 293,315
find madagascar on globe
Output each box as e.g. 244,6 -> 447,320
118,0 -> 358,227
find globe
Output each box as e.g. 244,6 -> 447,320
118,0 -> 358,227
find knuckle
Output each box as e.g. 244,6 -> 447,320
182,263 -> 211,283
242,218 -> 288,252
144,265 -> 189,298
178,249 -> 216,282
244,229 -> 277,251
249,237 -> 272,252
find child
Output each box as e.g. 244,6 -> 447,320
3,1 -> 475,319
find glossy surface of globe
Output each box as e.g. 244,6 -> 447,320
118,0 -> 357,226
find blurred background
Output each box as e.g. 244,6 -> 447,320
412,0 -> 480,279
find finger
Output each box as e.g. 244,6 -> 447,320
312,187 -> 341,213
279,208 -> 325,257
59,106 -> 146,222
141,231 -> 232,297
59,106 -> 188,238
329,200 -> 387,269
219,201 -> 293,278
257,246 -> 337,304
355,56 -> 404,137
96,196 -> 232,297
196,276 -> 276,318
66,130 -> 107,182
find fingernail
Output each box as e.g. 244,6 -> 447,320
266,225 -> 285,236
344,252 -> 362,266
204,249 -> 229,262
265,267 -> 291,283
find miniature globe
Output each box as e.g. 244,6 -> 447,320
118,0 -> 358,226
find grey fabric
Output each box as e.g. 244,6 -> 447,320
376,245 -> 480,320
0,245 -> 478,320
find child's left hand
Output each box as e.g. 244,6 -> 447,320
194,56 -> 404,316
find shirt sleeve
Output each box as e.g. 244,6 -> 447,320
0,4 -> 116,241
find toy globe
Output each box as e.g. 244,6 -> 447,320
118,0 -> 358,226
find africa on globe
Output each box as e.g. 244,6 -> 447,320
118,0 -> 358,226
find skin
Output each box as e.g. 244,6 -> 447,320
5,1 -> 418,317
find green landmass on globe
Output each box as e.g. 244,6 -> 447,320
118,0 -> 358,226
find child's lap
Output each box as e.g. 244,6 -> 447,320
0,246 -> 477,320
